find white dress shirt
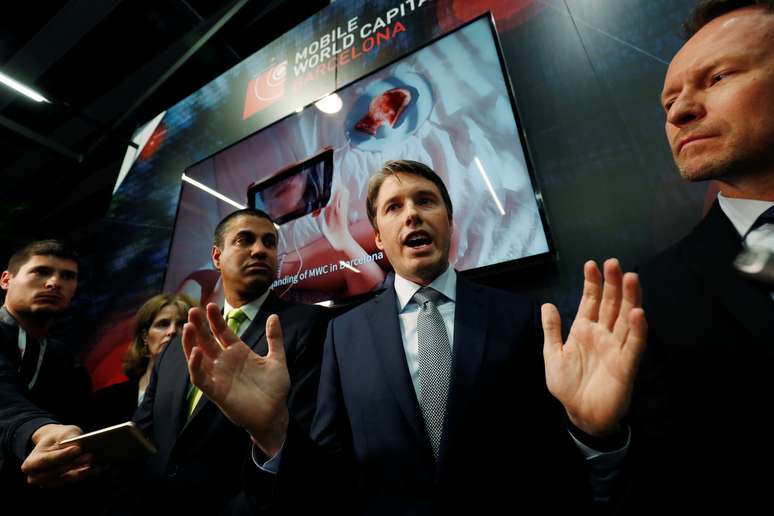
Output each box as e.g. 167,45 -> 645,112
717,192 -> 774,249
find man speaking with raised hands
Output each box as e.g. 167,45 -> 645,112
183,160 -> 646,514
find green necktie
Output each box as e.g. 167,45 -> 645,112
186,308 -> 248,417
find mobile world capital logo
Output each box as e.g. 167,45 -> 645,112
243,60 -> 288,120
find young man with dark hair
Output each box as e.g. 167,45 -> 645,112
5,239 -> 80,276
626,1 -> 774,512
0,240 -> 93,498
126,208 -> 329,514
183,161 -> 646,514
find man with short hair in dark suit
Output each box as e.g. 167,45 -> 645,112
0,239 -> 93,504
626,1 -> 774,512
127,208 -> 329,514
183,161 -> 647,514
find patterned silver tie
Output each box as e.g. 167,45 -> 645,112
414,287 -> 452,459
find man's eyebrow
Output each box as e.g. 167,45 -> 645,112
661,54 -> 744,104
415,189 -> 440,197
380,194 -> 401,207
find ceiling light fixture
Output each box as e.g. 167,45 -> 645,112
0,70 -> 50,103
314,93 -> 343,114
182,173 -> 245,209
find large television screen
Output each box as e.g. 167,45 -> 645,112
164,14 -> 552,306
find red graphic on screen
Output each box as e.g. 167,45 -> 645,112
138,122 -> 167,161
243,61 -> 288,120
86,318 -> 134,391
355,88 -> 412,135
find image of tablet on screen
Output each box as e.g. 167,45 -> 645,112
248,148 -> 333,225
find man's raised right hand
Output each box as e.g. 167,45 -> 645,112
182,303 -> 290,456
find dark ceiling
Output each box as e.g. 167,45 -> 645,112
0,0 -> 328,256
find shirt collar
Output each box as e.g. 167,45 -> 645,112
717,192 -> 774,237
394,266 -> 457,313
0,306 -> 18,327
223,289 -> 270,323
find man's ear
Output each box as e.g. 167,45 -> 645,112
0,271 -> 11,291
212,246 -> 222,271
374,230 -> 384,251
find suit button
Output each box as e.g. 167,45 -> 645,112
167,464 -> 178,477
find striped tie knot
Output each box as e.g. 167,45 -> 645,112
226,308 -> 248,333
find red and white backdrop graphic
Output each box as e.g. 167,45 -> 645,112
86,0 -> 699,390
242,60 -> 288,119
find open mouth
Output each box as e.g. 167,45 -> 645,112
404,232 -> 433,250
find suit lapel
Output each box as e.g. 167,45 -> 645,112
367,288 -> 429,449
683,202 -> 774,348
438,276 -> 488,464
241,292 -> 284,356
167,337 -> 194,434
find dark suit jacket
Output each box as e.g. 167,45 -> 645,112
0,310 -> 91,506
627,201 -> 774,513
125,292 -> 328,514
273,275 -> 590,515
